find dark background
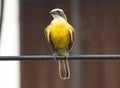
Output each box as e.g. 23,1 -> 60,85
20,0 -> 120,88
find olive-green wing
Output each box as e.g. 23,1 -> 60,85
67,26 -> 75,51
44,26 -> 55,52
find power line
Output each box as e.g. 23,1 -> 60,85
0,55 -> 120,60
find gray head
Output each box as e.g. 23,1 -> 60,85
50,8 -> 67,20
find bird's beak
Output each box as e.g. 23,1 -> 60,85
49,11 -> 52,14
49,11 -> 55,15
49,11 -> 51,14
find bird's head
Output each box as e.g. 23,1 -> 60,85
50,8 -> 67,20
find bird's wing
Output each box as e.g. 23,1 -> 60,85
44,26 -> 50,42
44,26 -> 55,52
67,26 -> 75,51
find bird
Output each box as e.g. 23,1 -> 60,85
44,8 -> 75,80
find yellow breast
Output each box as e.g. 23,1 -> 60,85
49,19 -> 71,50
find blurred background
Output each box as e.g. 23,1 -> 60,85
0,0 -> 120,88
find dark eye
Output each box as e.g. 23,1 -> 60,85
56,11 -> 60,14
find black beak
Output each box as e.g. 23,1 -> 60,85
49,11 -> 56,14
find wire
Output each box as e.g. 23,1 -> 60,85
0,55 -> 120,60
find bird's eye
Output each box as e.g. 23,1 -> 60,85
56,11 -> 60,15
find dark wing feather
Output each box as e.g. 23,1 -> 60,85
67,26 -> 75,51
44,26 -> 56,52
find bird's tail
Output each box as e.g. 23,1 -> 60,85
58,60 -> 70,80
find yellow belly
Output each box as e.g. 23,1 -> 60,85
49,20 -> 71,55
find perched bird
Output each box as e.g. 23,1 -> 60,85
45,8 -> 75,80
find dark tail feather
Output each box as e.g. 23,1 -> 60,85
58,60 -> 70,80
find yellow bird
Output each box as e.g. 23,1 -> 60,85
45,8 -> 75,80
